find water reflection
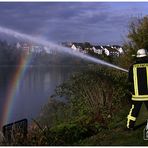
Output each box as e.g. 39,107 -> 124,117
0,66 -> 84,125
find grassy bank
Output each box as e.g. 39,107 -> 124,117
79,104 -> 148,146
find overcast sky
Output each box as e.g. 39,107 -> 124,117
0,2 -> 148,45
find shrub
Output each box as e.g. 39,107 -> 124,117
47,66 -> 129,126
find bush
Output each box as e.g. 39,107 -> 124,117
120,16 -> 148,68
39,67 -> 129,127
26,115 -> 102,146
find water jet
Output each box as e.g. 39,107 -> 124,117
0,26 -> 128,73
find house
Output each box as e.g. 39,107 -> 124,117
108,48 -> 120,57
16,42 -> 21,49
31,45 -> 43,53
71,42 -> 84,52
62,42 -> 123,57
92,45 -> 103,54
16,42 -> 31,54
83,42 -> 93,52
71,42 -> 94,54
102,46 -> 120,57
22,43 -> 30,54
101,45 -> 120,57
100,46 -> 109,56
111,45 -> 124,54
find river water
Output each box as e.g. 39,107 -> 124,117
0,66 -> 84,126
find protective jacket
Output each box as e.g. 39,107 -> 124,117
128,57 -> 148,101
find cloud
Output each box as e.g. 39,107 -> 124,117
0,2 -> 148,44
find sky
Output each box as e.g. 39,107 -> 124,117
0,2 -> 148,45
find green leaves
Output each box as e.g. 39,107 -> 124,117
121,16 -> 148,68
51,67 -> 129,125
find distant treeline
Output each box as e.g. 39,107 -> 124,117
0,40 -> 20,65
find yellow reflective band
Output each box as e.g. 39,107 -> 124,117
134,63 -> 148,68
133,66 -> 138,96
132,95 -> 148,98
132,64 -> 148,101
132,95 -> 148,101
127,105 -> 135,128
132,98 -> 148,101
127,115 -> 136,121
146,66 -> 148,89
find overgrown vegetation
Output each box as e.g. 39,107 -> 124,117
119,16 -> 148,68
5,67 -> 128,146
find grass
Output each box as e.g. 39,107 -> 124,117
1,103 -> 148,146
77,103 -> 148,146
2,101 -> 148,146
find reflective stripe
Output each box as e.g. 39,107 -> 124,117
127,105 -> 135,128
132,95 -> 148,98
146,67 -> 148,89
133,64 -> 148,100
127,115 -> 136,121
132,97 -> 148,101
134,63 -> 148,68
133,66 -> 138,96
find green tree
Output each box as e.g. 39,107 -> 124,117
120,16 -> 148,68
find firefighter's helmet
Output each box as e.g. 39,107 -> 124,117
136,49 -> 147,58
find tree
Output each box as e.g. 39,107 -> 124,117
120,16 -> 148,68
128,16 -> 148,49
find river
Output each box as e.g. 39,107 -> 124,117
0,66 -> 86,126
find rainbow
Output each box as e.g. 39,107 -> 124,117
1,51 -> 32,127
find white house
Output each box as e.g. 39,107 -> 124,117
92,46 -> 103,54
71,43 -> 84,52
16,42 -> 21,49
99,45 -> 121,56
31,45 -> 43,53
103,48 -> 110,56
71,44 -> 79,52
111,45 -> 124,54
100,46 -> 110,56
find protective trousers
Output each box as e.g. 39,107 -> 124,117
127,101 -> 148,129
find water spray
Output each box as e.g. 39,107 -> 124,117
0,26 -> 128,73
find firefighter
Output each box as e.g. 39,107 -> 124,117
127,48 -> 148,130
